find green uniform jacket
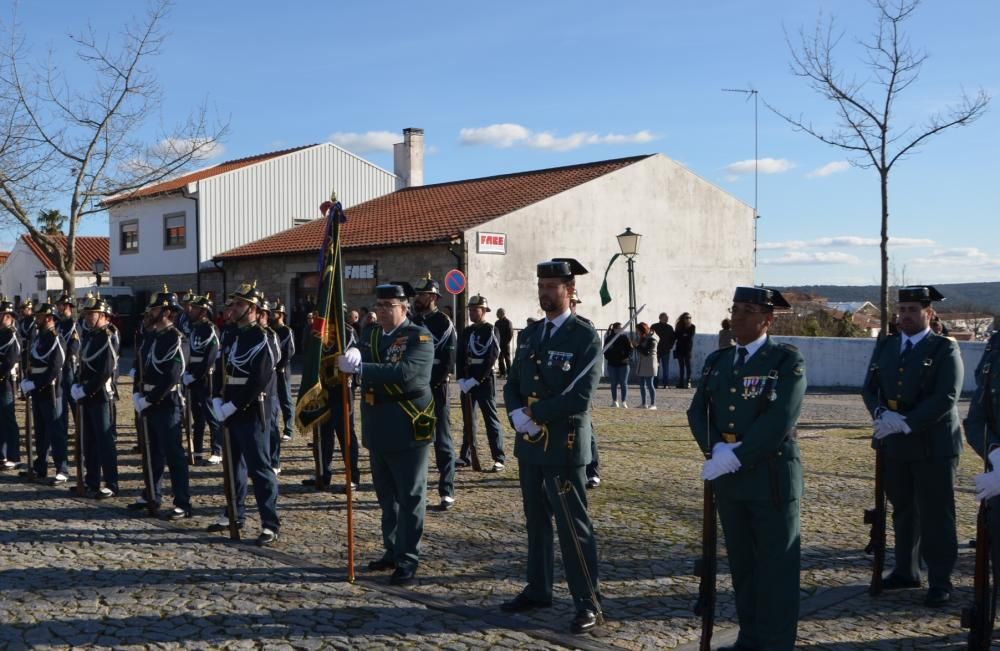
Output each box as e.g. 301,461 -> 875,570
359,318 -> 434,453
687,337 -> 807,503
861,333 -> 964,461
504,314 -> 601,467
964,331 -> 1000,458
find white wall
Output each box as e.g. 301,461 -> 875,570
0,238 -> 102,302
465,154 -> 754,330
688,334 -> 986,392
108,194 -> 197,278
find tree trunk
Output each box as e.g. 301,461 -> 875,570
879,171 -> 890,339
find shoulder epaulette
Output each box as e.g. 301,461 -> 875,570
778,342 -> 798,352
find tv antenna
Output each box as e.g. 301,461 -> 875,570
722,87 -> 759,268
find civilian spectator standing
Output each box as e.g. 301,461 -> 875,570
719,318 -> 737,349
495,308 -> 514,378
635,322 -> 658,409
604,323 -> 632,407
651,313 -> 674,389
674,312 -> 695,388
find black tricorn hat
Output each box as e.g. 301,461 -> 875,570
732,286 -> 791,309
413,273 -> 441,295
375,283 -> 413,300
537,259 -> 586,279
551,257 -> 589,275
898,286 -> 944,304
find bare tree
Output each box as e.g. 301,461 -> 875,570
0,0 -> 226,291
767,0 -> 989,336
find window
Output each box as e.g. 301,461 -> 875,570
120,220 -> 139,254
163,213 -> 186,249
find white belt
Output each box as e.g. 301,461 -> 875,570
190,356 -> 204,362
228,377 -> 249,385
30,366 -> 47,373
143,383 -> 156,391
469,359 -> 484,365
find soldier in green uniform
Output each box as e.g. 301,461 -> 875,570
501,259 -> 603,634
339,283 -> 434,586
688,286 -> 806,651
861,286 -> 964,607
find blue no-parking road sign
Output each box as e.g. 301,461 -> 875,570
444,269 -> 466,295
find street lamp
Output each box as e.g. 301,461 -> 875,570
616,227 -> 642,336
92,259 -> 105,288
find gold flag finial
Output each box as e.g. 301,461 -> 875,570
162,283 -> 169,293
425,272 -> 432,280
329,189 -> 338,202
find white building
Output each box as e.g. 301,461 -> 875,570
101,139 -> 398,304
0,235 -> 109,305
215,152 -> 754,333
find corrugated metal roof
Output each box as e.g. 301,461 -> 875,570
216,155 -> 651,260
101,144 -> 317,207
22,235 -> 110,272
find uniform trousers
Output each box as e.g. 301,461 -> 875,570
517,462 -> 600,611
1,383 -> 20,463
80,400 -> 118,493
369,444 -> 430,572
276,369 -> 295,438
883,453 -> 958,589
431,381 -> 455,498
717,495 -> 801,651
319,385 -> 360,483
228,415 -> 280,532
459,377 -> 505,464
267,385 -> 281,468
189,377 -> 221,456
144,402 -> 191,511
586,429 -> 600,480
32,395 -> 67,477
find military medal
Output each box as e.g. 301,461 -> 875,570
561,360 -> 571,372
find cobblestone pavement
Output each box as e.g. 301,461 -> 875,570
0,380 -> 986,650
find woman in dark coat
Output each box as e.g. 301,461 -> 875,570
673,312 -> 695,388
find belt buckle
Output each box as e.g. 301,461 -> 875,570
365,391 -> 375,406
722,432 -> 739,444
887,399 -> 898,411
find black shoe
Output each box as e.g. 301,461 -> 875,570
389,566 -> 416,586
454,459 -> 470,468
924,587 -> 951,607
500,592 -> 552,613
166,507 -> 192,521
881,573 -> 921,590
439,496 -> 455,511
206,518 -> 244,533
301,477 -> 331,488
571,608 -> 599,633
127,499 -> 159,513
368,557 -> 396,571
256,529 -> 279,547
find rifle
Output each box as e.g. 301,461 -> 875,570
219,360 -> 241,540
73,402 -> 86,496
963,359 -> 996,649
341,379 -> 355,583
460,389 -> 482,472
182,387 -> 195,465
551,475 -> 604,624
22,332 -> 36,480
863,339 -> 889,596
692,351 -> 719,650
312,423 -> 323,489
135,342 -> 158,517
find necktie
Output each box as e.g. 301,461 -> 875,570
734,346 -> 747,371
902,339 -> 913,357
542,321 -> 555,342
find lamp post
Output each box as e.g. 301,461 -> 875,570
616,227 -> 642,337
92,259 -> 105,288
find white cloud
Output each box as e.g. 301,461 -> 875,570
725,158 -> 794,175
907,247 -> 1000,269
459,123 -> 657,151
153,138 -> 225,161
763,251 -> 862,265
329,130 -> 399,153
806,161 -> 850,178
759,235 -> 935,251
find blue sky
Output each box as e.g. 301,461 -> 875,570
4,0 -> 998,286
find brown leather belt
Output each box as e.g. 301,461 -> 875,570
722,432 -> 741,443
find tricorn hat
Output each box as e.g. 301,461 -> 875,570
537,259 -> 582,279
732,287 -> 791,309
897,286 -> 945,304
376,282 -> 414,299
552,257 -> 589,275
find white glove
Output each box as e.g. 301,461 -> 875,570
521,419 -> 542,436
210,397 -> 225,422
133,393 -> 151,413
338,347 -> 362,373
988,447 -> 1000,471
509,407 -> 533,432
702,442 -> 742,480
129,368 -> 136,379
459,378 -> 480,394
20,379 -> 36,394
182,373 -> 194,386
873,410 -> 910,439
71,384 -> 85,401
220,401 -> 237,420
975,469 -> 1000,501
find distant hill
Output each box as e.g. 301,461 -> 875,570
775,282 -> 1000,314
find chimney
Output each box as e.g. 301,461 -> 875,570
393,128 -> 424,190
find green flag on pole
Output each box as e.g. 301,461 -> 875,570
599,253 -> 621,306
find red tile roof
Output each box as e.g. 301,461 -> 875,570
101,144 -> 316,207
22,235 -> 110,272
216,155 -> 651,260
